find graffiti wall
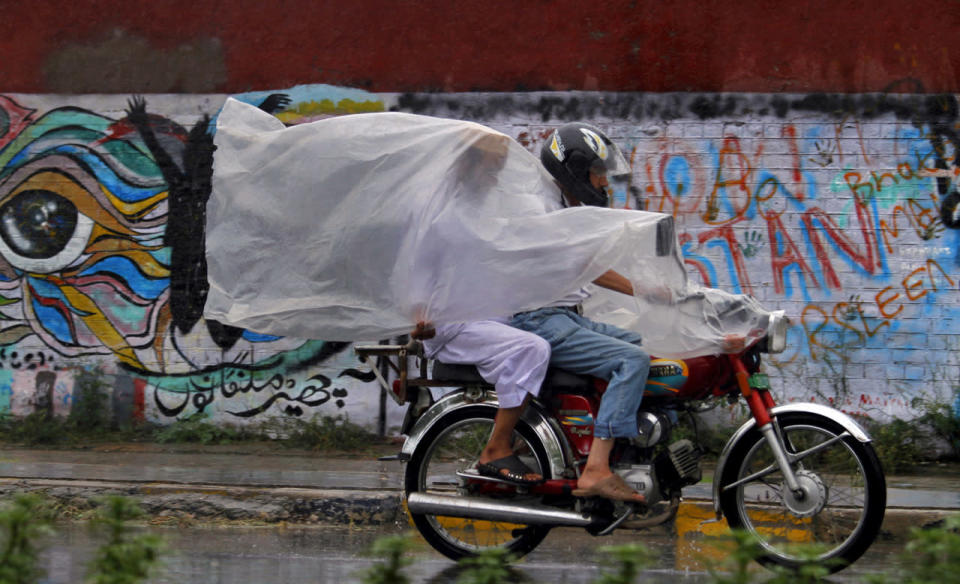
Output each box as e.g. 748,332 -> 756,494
0,86 -> 957,429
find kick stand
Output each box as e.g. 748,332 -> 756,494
595,502 -> 644,536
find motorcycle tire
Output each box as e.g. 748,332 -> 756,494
404,405 -> 553,560
718,411 -> 886,573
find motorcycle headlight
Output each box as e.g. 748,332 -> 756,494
765,310 -> 789,353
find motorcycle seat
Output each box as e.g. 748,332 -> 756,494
431,362 -> 593,395
431,362 -> 487,385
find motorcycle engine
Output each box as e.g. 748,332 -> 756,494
614,464 -> 657,503
616,439 -> 702,505
655,439 -> 702,494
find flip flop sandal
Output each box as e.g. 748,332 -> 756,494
477,454 -> 544,486
572,474 -> 646,503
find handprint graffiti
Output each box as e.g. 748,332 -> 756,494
738,230 -> 765,258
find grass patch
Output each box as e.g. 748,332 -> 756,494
0,408 -> 386,454
862,416 -> 929,474
152,413 -> 257,446
267,414 -> 383,453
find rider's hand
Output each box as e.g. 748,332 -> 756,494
642,286 -> 674,305
721,334 -> 747,353
411,321 -> 436,340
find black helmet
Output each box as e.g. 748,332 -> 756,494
539,122 -> 629,207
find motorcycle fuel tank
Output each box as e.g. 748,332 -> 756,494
643,355 -> 726,399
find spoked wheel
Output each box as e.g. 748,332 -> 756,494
718,412 -> 886,573
404,405 -> 552,560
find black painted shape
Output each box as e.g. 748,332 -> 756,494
941,190 -> 960,229
286,341 -> 352,374
35,370 -> 55,417
258,93 -> 291,115
395,91 -> 960,124
112,373 -> 134,426
337,368 -> 377,382
126,97 -> 243,349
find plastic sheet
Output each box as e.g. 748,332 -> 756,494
204,98 -> 773,357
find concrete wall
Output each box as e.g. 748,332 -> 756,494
1,85 -> 958,429
2,1 -> 958,95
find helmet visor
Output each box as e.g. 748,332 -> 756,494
588,139 -> 630,180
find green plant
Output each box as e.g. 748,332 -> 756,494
0,493 -> 54,584
361,534 -> 413,584
0,367 -> 114,446
2,412 -> 64,446
68,367 -> 111,434
670,410 -> 732,459
86,496 -> 163,584
593,543 -> 655,584
765,544 -> 838,584
860,514 -> 960,584
865,417 -> 928,473
913,396 -> 960,459
898,515 -> 960,583
280,414 -> 379,452
455,548 -> 522,584
152,412 -> 248,445
704,529 -> 766,584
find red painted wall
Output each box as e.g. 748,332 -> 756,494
2,0 -> 958,94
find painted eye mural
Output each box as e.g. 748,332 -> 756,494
0,91 -> 387,421
0,99 -> 172,368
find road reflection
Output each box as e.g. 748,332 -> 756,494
39,521 -> 895,583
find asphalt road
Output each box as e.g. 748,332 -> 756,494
39,521 -> 900,583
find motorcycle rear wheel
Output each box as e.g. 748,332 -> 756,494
718,412 -> 885,573
404,405 -> 552,560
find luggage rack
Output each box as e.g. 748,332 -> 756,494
354,341 -> 483,405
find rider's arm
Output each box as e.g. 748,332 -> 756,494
595,269 -> 674,304
593,270 -> 633,296
595,270 -> 746,353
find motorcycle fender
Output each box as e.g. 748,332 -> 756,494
400,389 -> 571,480
711,402 -> 872,517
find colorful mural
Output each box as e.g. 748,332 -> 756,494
0,86 -> 957,427
0,87 -> 386,427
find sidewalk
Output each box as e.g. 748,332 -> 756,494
0,444 -> 956,540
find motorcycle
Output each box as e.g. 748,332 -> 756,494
355,310 -> 886,573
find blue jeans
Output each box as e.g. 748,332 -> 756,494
510,307 -> 650,439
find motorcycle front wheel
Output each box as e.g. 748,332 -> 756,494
404,405 -> 552,560
717,412 -> 886,573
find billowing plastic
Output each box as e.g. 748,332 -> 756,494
204,98 -> 773,357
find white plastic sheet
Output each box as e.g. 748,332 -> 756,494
204,98 -> 773,357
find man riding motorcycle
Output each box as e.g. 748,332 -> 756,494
418,123 -> 655,502
509,123 -> 650,503
411,132 -> 552,486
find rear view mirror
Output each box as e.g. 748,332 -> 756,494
656,216 -> 675,257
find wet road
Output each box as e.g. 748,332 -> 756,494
39,522 -> 898,583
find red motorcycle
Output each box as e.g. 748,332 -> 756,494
355,310 -> 885,573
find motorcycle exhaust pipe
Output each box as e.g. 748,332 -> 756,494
406,492 -> 600,527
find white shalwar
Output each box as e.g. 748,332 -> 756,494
422,321 -> 549,409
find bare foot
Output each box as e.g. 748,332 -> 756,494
575,471 -> 645,503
